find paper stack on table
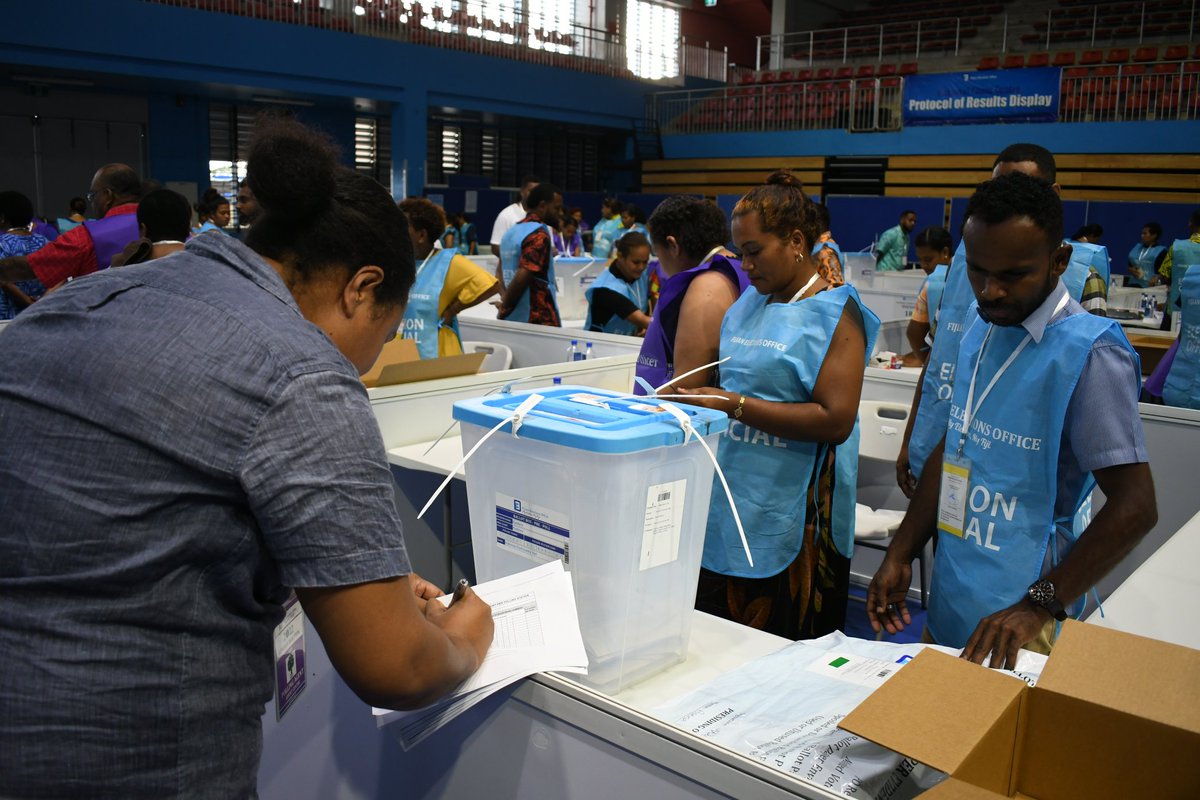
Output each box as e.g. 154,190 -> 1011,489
373,559 -> 588,750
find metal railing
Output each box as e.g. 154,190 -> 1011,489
680,38 -> 730,82
755,18 -> 980,70
143,0 -> 724,84
1034,0 -> 1198,49
651,77 -> 904,134
1059,61 -> 1200,121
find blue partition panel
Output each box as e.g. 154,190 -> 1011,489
825,196 -> 945,261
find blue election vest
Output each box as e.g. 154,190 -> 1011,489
1167,238 -> 1200,315
500,220 -> 560,324
924,264 -> 949,338
584,266 -> 648,336
703,285 -> 881,577
457,222 -> 476,255
1061,240 -> 1109,301
908,241 -> 974,480
928,304 -> 1132,648
617,222 -> 649,242
591,217 -> 622,259
1163,264 -> 1200,409
401,247 -> 459,359
1127,243 -> 1164,288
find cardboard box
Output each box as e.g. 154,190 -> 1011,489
361,338 -> 486,388
1127,334 -> 1174,376
840,620 -> 1200,799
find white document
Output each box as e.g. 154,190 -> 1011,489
656,632 -> 1046,800
373,560 -> 588,750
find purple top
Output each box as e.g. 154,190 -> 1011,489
634,252 -> 748,394
83,213 -> 140,270
1143,337 -> 1179,398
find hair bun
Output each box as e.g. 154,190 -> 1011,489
765,170 -> 804,190
245,116 -> 338,224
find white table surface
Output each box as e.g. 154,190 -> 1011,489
1087,508 -> 1200,651
387,436 -> 465,480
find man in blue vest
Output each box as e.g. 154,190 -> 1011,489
0,164 -> 140,288
1153,209 -> 1200,325
868,172 -> 1157,668
497,183 -> 563,326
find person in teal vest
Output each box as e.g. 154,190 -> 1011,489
56,197 -> 88,234
902,226 -> 952,366
874,209 -> 916,271
497,183 -> 563,326
398,198 -> 499,357
679,170 -> 881,640
591,197 -> 624,259
439,221 -> 458,252
1126,221 -> 1165,288
454,212 -> 478,255
1152,209 -> 1200,325
584,231 -> 651,335
1162,264 -> 1200,409
618,203 -> 650,244
870,172 -> 1157,667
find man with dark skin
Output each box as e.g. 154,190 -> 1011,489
0,164 -> 140,284
497,183 -> 563,326
868,173 -> 1157,669
236,180 -> 261,226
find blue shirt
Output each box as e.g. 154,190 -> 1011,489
0,234 -> 411,798
976,280 -> 1148,521
0,231 -> 49,319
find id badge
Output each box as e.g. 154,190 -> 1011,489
936,453 -> 972,538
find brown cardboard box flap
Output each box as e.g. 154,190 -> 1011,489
840,648 -> 1025,788
361,338 -> 485,388
922,778 -> 1012,800
1036,620 -> 1200,734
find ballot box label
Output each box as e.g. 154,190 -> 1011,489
495,493 -> 571,565
640,479 -> 686,571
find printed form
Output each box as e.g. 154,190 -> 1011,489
373,560 -> 587,749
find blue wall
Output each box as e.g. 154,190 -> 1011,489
662,120 -> 1200,159
2,0 -> 650,195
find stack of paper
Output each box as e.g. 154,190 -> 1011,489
372,560 -> 588,749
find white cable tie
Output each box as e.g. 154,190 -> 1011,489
508,393 -> 544,438
656,400 -> 752,569
417,394 -> 544,519
571,258 -> 598,277
654,356 -> 731,395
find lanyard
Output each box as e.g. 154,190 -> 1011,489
957,291 -> 1070,456
786,271 -> 820,304
697,245 -> 725,268
415,241 -> 443,277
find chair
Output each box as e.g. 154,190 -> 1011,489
1002,54 -> 1025,68
1134,45 -> 1159,62
978,54 -> 1000,70
854,400 -> 930,608
899,61 -> 918,75
856,63 -> 877,78
1027,52 -> 1050,67
1053,50 -> 1077,67
460,341 -> 513,372
1164,44 -> 1189,61
1106,47 -> 1131,63
1080,48 -> 1104,65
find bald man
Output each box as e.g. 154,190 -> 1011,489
0,164 -> 141,287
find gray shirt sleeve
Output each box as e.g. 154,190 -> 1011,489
238,369 -> 411,588
1066,333 -> 1149,473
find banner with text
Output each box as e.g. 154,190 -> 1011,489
902,67 -> 1061,126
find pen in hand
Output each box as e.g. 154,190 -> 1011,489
449,578 -> 470,607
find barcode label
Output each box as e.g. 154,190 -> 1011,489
640,479 -> 686,571
658,491 -> 671,502
805,653 -> 905,689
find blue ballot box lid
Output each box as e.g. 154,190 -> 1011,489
452,385 -> 729,454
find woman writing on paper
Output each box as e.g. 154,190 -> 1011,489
680,172 -> 880,639
399,197 -> 500,358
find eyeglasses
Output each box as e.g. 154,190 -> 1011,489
86,188 -> 109,204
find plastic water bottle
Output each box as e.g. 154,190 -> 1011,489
572,340 -> 585,362
566,339 -> 578,362
583,342 -> 593,361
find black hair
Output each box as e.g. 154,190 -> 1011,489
138,189 -> 193,242
243,116 -> 415,307
526,183 -> 561,209
615,231 -> 650,257
623,204 -> 646,224
397,197 -> 446,245
814,201 -> 832,233
1144,221 -> 1162,239
602,197 -> 624,216
0,190 -> 35,228
96,164 -> 143,199
1190,209 -> 1200,230
963,172 -> 1063,251
69,196 -> 87,215
731,171 -> 820,252
1083,223 -> 1104,240
900,209 -> 916,218
648,195 -> 730,260
993,143 -> 1057,183
914,226 -> 952,253
195,187 -> 229,219
520,174 -> 541,188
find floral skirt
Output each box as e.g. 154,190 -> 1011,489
695,445 -> 850,641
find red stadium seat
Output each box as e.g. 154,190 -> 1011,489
1080,48 -> 1104,65
1002,54 -> 1025,68
899,62 -> 918,75
856,64 -> 876,78
1164,44 -> 1189,61
879,63 -> 898,76
978,55 -> 1000,69
1134,46 -> 1159,62
1053,51 -> 1077,67
1027,52 -> 1050,67
835,66 -> 854,79
1106,47 -> 1131,63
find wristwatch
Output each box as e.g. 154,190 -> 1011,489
1027,579 -> 1068,621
